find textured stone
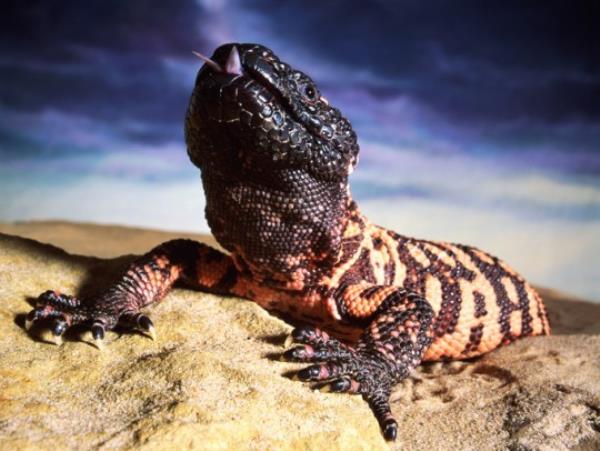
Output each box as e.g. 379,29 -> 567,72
0,222 -> 598,450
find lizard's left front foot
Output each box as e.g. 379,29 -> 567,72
284,326 -> 400,441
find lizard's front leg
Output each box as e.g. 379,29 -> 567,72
284,284 -> 434,441
25,239 -> 237,347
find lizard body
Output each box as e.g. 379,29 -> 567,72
27,43 -> 549,441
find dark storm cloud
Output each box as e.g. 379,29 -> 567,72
0,0 -> 598,176
1,0 -> 201,57
241,0 -> 600,124
0,0 -> 210,145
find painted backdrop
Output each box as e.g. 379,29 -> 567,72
1,1 -> 599,300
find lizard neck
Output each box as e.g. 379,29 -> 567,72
202,168 -> 354,289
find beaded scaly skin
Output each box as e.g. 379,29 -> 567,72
26,43 -> 550,441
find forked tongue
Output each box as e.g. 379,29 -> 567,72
192,45 -> 242,75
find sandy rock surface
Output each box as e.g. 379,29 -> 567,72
0,222 -> 598,450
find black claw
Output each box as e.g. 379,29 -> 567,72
91,325 -> 105,340
282,348 -> 298,361
291,327 -> 307,340
297,365 -> 321,381
292,326 -> 315,343
283,346 -> 308,361
25,309 -> 42,330
38,290 -> 56,302
52,321 -> 67,336
330,378 -> 351,392
137,315 -> 153,331
27,309 -> 40,322
382,419 -> 398,441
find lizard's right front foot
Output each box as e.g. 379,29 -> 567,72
284,326 -> 400,441
25,290 -> 155,348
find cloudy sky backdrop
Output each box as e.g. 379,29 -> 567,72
1,0 -> 599,300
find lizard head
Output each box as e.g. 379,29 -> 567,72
185,43 -> 359,280
185,43 -> 359,182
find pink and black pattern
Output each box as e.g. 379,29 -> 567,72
26,43 -> 549,441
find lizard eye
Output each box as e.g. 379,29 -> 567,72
303,84 -> 318,101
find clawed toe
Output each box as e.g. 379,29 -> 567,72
91,323 -> 105,350
283,345 -> 315,361
296,364 -> 327,381
25,291 -> 82,333
136,314 -> 156,340
295,361 -> 357,382
319,377 -> 360,394
120,312 -> 156,340
365,386 -> 397,442
50,319 -> 68,346
382,418 -> 398,441
24,309 -> 41,331
286,326 -> 331,347
282,327 -> 354,364
25,308 -> 69,346
52,319 -> 67,336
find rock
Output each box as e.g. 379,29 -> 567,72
0,223 -> 599,450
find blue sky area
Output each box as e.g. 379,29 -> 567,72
1,0 -> 599,300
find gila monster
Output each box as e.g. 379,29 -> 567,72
26,43 -> 550,441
